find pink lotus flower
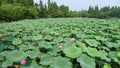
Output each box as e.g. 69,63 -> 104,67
70,38 -> 75,42
20,59 -> 26,65
58,45 -> 63,49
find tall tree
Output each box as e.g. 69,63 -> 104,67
59,5 -> 70,17
28,0 -> 34,7
35,3 -> 39,12
101,6 -> 110,12
50,2 -> 59,17
94,5 -> 99,17
0,0 -> 39,21
0,4 -> 13,21
0,0 -> 2,6
88,6 -> 92,13
47,0 -> 52,17
88,6 -> 94,17
6,0 -> 14,4
39,0 -> 44,17
24,7 -> 39,19
12,5 -> 25,20
43,4 -> 48,18
18,0 -> 34,7
48,0 -> 51,10
35,3 -> 39,9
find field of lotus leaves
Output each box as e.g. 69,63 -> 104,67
0,18 -> 120,68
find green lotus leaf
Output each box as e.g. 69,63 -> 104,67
50,32 -> 59,35
0,54 -> 4,61
26,50 -> 40,59
2,61 -> 13,68
86,47 -> 99,57
63,46 -> 82,58
44,35 -> 53,41
85,39 -> 99,47
117,52 -> 120,57
6,37 -> 15,42
108,51 -> 117,59
0,62 -> 2,67
53,37 -> 64,43
108,52 -> 120,64
99,50 -> 111,62
76,40 -> 86,47
64,38 -> 76,47
32,35 -> 42,40
50,45 -> 61,56
117,47 -> 120,52
103,63 -> 111,68
22,36 -> 31,41
113,58 -> 120,65
0,44 -> 8,52
8,45 -> 15,50
40,54 -> 53,66
0,51 -> 10,56
38,41 -> 52,49
6,51 -> 27,62
12,38 -> 22,45
94,36 -> 105,41
77,54 -> 96,68
50,56 -> 72,68
21,61 -> 40,68
104,42 -> 115,48
18,44 -> 30,51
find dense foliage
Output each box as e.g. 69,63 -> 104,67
79,6 -> 120,18
0,0 -> 120,22
0,18 -> 120,68
35,0 -> 120,18
34,0 -> 71,18
0,0 -> 71,21
0,0 -> 38,21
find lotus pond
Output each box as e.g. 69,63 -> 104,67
0,18 -> 120,68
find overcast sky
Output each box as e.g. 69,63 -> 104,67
34,0 -> 120,11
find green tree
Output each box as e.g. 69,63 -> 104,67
59,5 -> 70,17
47,0 -> 52,17
88,6 -> 94,17
79,10 -> 89,17
6,0 -> 14,4
118,7 -> 120,18
93,5 -> 99,17
48,0 -> 51,10
39,0 -> 44,17
69,11 -> 78,17
0,4 -> 26,21
24,7 -> 39,19
50,2 -> 59,17
101,6 -> 110,12
100,6 -> 110,18
43,4 -> 48,18
35,3 -> 39,10
18,0 -> 34,7
28,0 -> 34,7
12,5 -> 25,20
0,0 -> 39,21
109,6 -> 118,17
0,4 -> 13,21
0,0 -> 2,6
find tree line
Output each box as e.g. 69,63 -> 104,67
35,0 -> 71,18
0,0 -> 38,21
79,6 -> 120,18
0,0 -> 120,21
0,0 -> 73,21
